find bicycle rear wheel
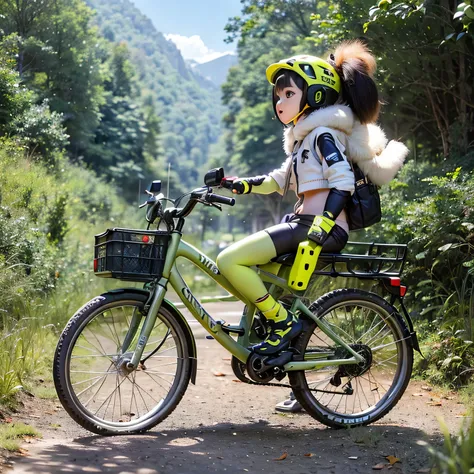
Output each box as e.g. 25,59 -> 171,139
289,288 -> 413,428
54,292 -> 192,435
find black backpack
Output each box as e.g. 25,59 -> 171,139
347,163 -> 381,230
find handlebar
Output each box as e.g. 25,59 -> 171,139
161,187 -> 235,221
206,193 -> 235,207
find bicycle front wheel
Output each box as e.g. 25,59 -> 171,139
54,292 -> 192,435
289,289 -> 413,428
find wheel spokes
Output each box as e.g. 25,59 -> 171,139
69,304 -> 180,426
304,302 -> 403,416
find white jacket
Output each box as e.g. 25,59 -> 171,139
268,105 -> 409,195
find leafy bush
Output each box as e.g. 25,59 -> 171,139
414,325 -> 474,388
14,100 -> 69,164
377,165 -> 474,335
0,36 -> 31,134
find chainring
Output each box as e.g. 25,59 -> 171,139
246,353 -> 275,383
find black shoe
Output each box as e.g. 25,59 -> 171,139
251,311 -> 302,355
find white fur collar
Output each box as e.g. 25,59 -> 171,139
283,105 -> 354,155
282,105 -> 408,186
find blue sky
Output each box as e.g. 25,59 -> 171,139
130,0 -> 243,63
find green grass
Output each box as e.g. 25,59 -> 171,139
0,423 -> 40,452
424,415 -> 474,474
459,382 -> 474,411
34,387 -> 58,400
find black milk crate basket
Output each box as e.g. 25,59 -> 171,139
94,228 -> 170,282
315,241 -> 408,279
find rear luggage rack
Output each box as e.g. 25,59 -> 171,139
316,241 -> 407,278
274,241 -> 407,279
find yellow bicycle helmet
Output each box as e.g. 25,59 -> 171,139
266,55 -> 341,111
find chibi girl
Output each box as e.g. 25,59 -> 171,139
216,40 -> 408,373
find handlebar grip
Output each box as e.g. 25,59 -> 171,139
207,193 -> 235,206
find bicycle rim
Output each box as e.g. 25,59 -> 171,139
291,292 -> 412,425
64,300 -> 184,430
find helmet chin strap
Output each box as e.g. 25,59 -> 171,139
290,104 -> 310,125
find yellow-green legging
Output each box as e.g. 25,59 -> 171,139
216,230 -> 288,322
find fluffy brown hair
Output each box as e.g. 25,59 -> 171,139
329,40 -> 380,124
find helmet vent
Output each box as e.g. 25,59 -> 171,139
301,64 -> 316,79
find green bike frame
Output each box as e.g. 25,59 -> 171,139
126,229 -> 365,371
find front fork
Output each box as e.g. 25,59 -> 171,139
122,282 -> 168,370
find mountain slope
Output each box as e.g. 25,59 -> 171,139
86,0 -> 223,189
194,54 -> 238,87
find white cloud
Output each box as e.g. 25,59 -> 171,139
164,33 -> 233,64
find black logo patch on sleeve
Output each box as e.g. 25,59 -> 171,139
324,151 -> 344,166
317,133 -> 345,167
301,149 -> 309,163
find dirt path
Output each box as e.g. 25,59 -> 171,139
5,303 -> 468,474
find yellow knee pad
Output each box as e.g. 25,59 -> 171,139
288,240 -> 322,290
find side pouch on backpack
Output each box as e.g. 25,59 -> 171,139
347,163 -> 381,231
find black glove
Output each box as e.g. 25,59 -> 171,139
220,176 -> 266,194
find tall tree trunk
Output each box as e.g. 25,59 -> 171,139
458,50 -> 468,154
426,88 -> 450,157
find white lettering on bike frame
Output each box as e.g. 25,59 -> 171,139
199,254 -> 220,275
182,287 -> 218,332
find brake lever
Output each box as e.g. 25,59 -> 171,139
198,199 -> 222,212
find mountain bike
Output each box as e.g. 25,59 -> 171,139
53,168 -> 420,435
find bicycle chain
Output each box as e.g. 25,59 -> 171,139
238,377 -> 351,395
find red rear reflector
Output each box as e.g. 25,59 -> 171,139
142,235 -> 150,243
400,285 -> 407,297
389,277 -> 401,287
94,258 -> 98,272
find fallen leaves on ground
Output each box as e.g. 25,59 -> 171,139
275,452 -> 288,461
386,455 -> 400,465
212,371 -> 226,377
426,400 -> 442,406
303,453 -> 313,457
412,393 -> 424,397
372,463 -> 386,470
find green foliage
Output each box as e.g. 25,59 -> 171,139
362,0 -> 474,157
425,416 -> 474,474
381,167 -> 474,337
0,135 -> 140,402
85,43 -> 153,198
0,36 -> 31,133
0,422 -> 40,451
414,324 -> 474,387
451,0 -> 474,39
13,100 -> 69,162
